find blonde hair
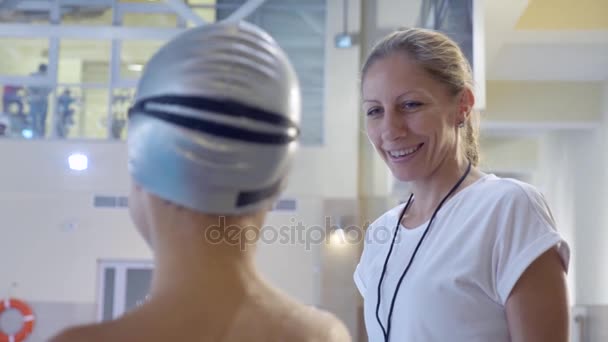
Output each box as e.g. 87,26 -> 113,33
361,28 -> 480,166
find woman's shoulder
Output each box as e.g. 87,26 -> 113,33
471,174 -> 550,208
467,174 -> 556,228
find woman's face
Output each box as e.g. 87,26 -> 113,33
362,53 -> 470,182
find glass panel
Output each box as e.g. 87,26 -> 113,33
0,83 -> 52,140
1,84 -> 26,138
17,82 -> 54,139
216,0 -> 327,145
52,87 -> 80,139
417,0 -> 474,67
0,4 -> 51,25
120,40 -> 164,80
58,86 -> 108,139
123,13 -> 178,28
102,268 -> 116,321
59,40 -> 111,84
83,62 -> 110,84
124,269 -> 153,313
83,87 -> 109,139
110,88 -> 134,140
192,8 -> 217,25
60,4 -> 113,26
0,39 -> 49,77
187,0 -> 218,24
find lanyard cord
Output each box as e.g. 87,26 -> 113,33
375,160 -> 472,342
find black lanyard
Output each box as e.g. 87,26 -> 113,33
375,160 -> 472,342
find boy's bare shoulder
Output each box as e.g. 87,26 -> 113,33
284,305 -> 351,342
49,324 -> 108,342
311,309 -> 352,342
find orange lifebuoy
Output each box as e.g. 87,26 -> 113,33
0,298 -> 35,342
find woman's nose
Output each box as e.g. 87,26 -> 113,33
381,110 -> 407,142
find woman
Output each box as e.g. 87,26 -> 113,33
354,28 -> 570,342
51,22 -> 350,342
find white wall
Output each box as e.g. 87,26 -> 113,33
0,141 -> 129,194
0,192 -> 323,306
485,81 -> 603,122
287,0 -> 361,199
0,191 -> 149,303
376,0 -> 421,27
570,81 -> 608,305
598,81 -> 608,304
536,132 -> 581,304
479,136 -> 539,174
569,129 -> 607,305
535,81 -> 608,307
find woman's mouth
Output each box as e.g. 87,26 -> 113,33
386,143 -> 424,162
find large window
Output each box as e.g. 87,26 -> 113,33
0,1 -> 327,145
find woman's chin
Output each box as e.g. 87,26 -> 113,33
390,167 -> 422,183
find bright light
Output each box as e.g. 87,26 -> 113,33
128,64 -> 143,72
330,228 -> 347,246
22,129 -> 33,139
68,153 -> 88,171
334,33 -> 354,48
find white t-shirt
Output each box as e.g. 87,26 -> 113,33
354,174 -> 570,342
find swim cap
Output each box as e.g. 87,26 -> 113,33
128,21 -> 300,215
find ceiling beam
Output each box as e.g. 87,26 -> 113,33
223,0 -> 266,23
163,0 -> 205,26
0,23 -> 183,40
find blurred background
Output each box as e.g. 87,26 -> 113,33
0,0 -> 606,341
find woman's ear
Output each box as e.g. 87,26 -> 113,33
457,88 -> 475,125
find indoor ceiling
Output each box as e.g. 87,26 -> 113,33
516,0 -> 608,30
486,0 -> 608,81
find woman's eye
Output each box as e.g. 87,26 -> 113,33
366,107 -> 382,116
401,101 -> 423,111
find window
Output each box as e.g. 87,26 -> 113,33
97,260 -> 154,321
216,0 -> 327,145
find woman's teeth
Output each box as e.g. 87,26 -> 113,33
388,145 -> 421,158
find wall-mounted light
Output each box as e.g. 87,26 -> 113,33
68,153 -> 88,171
330,227 -> 347,246
22,129 -> 33,139
335,33 -> 355,49
128,64 -> 143,72
334,0 -> 358,49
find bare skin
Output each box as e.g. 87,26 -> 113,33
50,184 -> 351,342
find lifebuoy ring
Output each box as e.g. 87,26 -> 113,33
0,298 -> 35,342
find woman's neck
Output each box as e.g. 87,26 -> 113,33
407,155 -> 479,223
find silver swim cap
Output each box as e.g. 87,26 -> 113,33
128,21 -> 300,215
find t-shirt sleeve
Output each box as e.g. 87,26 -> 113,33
354,225 -> 373,296
493,183 -> 570,304
354,213 -> 392,297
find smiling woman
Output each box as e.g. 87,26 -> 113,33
362,28 -> 479,182
355,27 -> 570,342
